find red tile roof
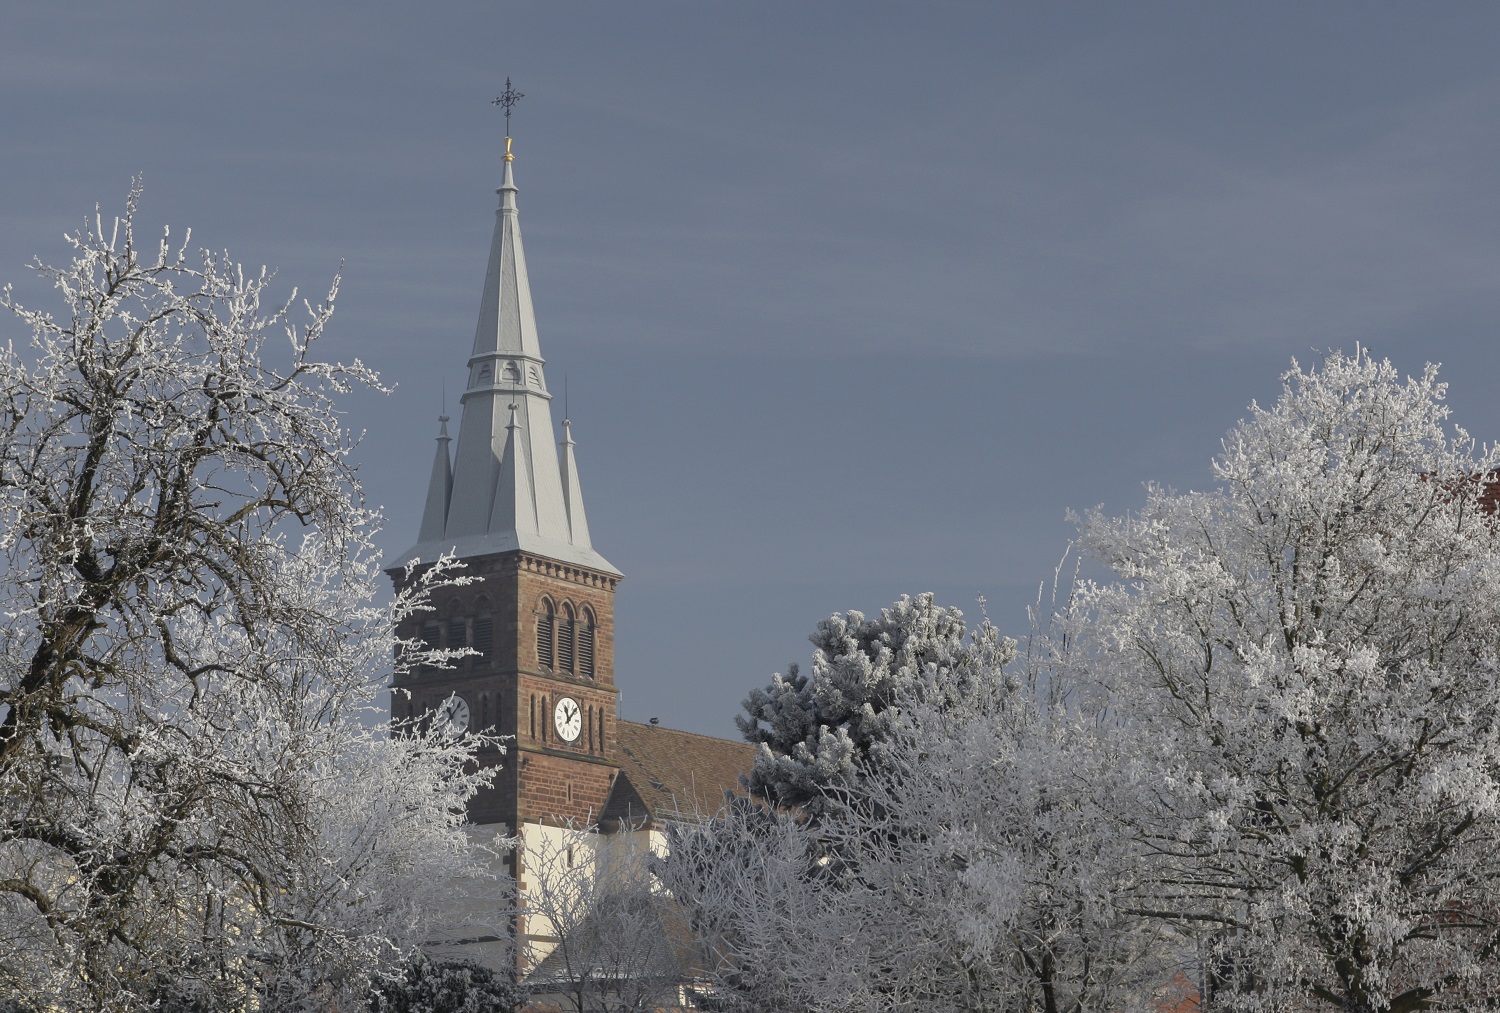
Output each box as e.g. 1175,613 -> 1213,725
1151,972 -> 1201,1012
601,721 -> 756,828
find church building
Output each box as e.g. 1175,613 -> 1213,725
386,123 -> 753,977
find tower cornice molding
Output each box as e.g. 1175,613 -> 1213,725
385,547 -> 623,590
511,551 -> 621,591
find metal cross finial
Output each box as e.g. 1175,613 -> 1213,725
492,78 -> 524,137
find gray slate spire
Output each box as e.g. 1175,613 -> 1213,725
394,144 -> 619,575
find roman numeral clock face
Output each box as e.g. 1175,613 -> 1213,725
553,696 -> 582,743
435,696 -> 470,737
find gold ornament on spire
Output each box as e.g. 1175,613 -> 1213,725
492,78 -> 524,162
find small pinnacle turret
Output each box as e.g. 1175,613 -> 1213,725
417,415 -> 453,544
394,138 -> 618,575
560,419 -> 592,549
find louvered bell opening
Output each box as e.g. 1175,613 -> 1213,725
473,616 -> 494,659
537,612 -> 555,670
578,623 -> 595,679
421,620 -> 440,652
447,616 -> 467,651
558,618 -> 575,673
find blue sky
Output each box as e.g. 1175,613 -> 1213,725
5,3 -> 1500,735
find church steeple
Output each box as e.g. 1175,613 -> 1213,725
391,108 -> 625,971
394,139 -> 618,576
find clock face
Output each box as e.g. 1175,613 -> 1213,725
553,696 -> 582,743
435,695 -> 471,737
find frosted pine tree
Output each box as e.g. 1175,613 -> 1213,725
672,592 -> 1165,1013
737,592 -> 1015,814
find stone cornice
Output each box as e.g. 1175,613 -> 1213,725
387,547 -> 622,591
512,552 -> 620,591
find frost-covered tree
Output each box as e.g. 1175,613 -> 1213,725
1077,350 -> 1500,1012
368,955 -> 525,1013
660,797 -> 847,1013
519,824 -> 687,1013
804,688 -> 1172,1013
0,188 -> 500,1011
737,592 -> 1015,814
671,594 -> 1168,1013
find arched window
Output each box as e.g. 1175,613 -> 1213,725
578,607 -> 596,680
473,598 -> 494,660
558,604 -> 576,674
447,616 -> 467,652
472,616 -> 493,659
587,705 -> 595,753
541,696 -> 549,743
529,695 -> 536,740
537,599 -> 555,670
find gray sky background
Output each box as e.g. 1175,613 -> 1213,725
5,3 -> 1500,737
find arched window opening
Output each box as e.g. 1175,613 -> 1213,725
529,695 -> 536,740
447,616 -> 467,653
537,600 -> 555,670
588,705 -> 595,753
420,620 -> 440,653
558,604 -> 576,673
542,696 -> 549,743
473,615 -> 494,659
578,607 -> 596,680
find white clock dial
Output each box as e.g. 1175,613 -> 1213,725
553,696 -> 582,743
436,695 -> 471,737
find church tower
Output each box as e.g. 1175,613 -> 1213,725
388,130 -> 623,836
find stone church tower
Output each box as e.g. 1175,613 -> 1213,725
387,134 -> 623,836
386,128 -> 753,983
